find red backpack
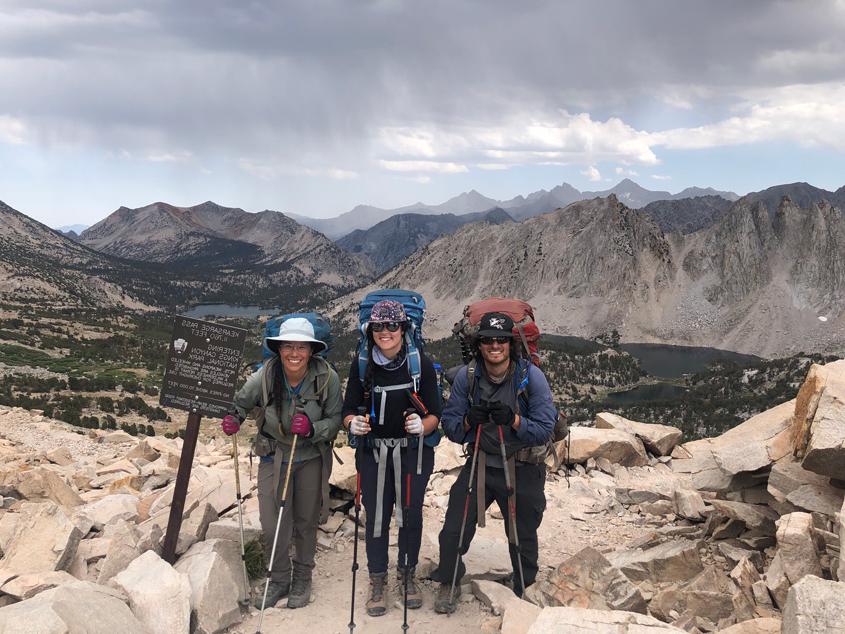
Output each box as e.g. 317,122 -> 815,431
453,297 -> 541,366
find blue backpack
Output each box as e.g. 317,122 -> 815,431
357,289 -> 426,392
355,289 -> 440,450
263,312 -> 333,360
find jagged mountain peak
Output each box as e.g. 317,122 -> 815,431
641,195 -> 732,235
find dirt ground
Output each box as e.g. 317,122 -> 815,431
230,470 -> 658,633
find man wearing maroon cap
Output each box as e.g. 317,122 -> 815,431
433,311 -> 556,613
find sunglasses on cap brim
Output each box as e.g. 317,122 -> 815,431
370,322 -> 402,332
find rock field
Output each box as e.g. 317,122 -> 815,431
0,360 -> 843,633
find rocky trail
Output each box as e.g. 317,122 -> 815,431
0,361 -> 843,633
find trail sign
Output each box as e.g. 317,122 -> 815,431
160,316 -> 247,418
159,315 -> 247,563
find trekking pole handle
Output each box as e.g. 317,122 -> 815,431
405,389 -> 429,416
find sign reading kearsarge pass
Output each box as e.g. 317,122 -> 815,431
160,316 -> 247,418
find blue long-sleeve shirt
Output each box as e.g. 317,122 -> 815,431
441,359 -> 556,449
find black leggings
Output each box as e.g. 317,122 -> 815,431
436,457 -> 546,595
356,443 -> 434,574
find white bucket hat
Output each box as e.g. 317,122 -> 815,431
266,317 -> 327,353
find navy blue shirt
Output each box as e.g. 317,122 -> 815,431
441,359 -> 556,449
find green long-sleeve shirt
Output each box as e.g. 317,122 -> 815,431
233,356 -> 342,462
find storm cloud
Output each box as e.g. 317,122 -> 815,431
2,0 -> 844,223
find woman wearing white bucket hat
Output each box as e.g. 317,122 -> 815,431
222,316 -> 342,609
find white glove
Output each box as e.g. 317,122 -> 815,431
404,413 -> 424,436
349,415 -> 371,436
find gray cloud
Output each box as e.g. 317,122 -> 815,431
1,1 -> 844,172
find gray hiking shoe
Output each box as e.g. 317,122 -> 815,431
255,578 -> 290,609
366,572 -> 388,616
434,582 -> 459,614
287,565 -> 312,609
396,566 -> 423,609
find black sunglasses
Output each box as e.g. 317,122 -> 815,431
479,336 -> 510,345
371,322 -> 401,332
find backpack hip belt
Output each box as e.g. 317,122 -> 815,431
363,432 -> 425,478
370,436 -> 409,539
513,445 -> 549,465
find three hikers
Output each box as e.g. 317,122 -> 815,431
220,295 -> 557,620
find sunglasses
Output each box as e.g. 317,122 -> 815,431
479,336 -> 510,345
280,342 -> 311,353
371,322 -> 401,332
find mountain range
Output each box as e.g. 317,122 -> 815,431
6,180 -> 845,358
79,201 -> 372,304
0,199 -> 373,312
290,179 -> 739,239
325,185 -> 845,358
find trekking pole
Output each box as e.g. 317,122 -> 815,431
231,432 -> 252,606
256,434 -> 298,634
497,425 -> 526,597
402,471 -> 411,633
565,427 -> 571,488
400,408 -> 417,633
496,425 -> 512,495
348,407 -> 366,634
447,424 -> 483,611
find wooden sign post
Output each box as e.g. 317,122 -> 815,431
159,316 -> 246,564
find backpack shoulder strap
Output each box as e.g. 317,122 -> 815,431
254,359 -> 275,433
312,356 -> 333,412
466,359 -> 478,406
405,330 -> 422,392
357,340 -> 368,386
514,360 -> 530,404
260,358 -> 276,407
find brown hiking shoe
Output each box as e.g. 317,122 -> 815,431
287,564 -> 312,609
366,572 -> 388,617
396,566 -> 423,609
255,578 -> 290,609
434,582 -> 459,614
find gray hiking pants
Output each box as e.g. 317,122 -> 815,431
257,455 -> 323,582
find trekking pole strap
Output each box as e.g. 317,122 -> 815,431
476,451 -> 486,528
506,456 -> 518,545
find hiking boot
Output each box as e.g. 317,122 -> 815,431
396,566 -> 423,609
434,582 -> 459,614
255,578 -> 290,609
366,572 -> 388,617
287,564 -> 312,609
